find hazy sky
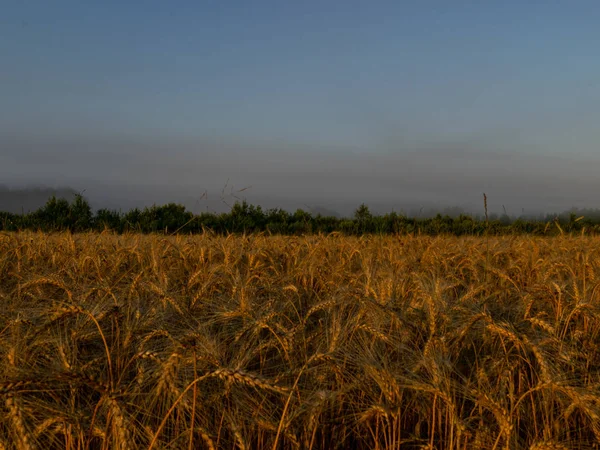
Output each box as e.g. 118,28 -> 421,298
2,1 -> 600,215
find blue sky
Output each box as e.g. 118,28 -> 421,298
2,1 -> 600,214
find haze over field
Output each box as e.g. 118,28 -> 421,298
2,1 -> 600,216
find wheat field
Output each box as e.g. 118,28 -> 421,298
0,231 -> 599,449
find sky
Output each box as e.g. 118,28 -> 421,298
2,1 -> 600,216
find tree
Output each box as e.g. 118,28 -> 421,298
354,204 -> 372,222
70,194 -> 93,231
34,196 -> 71,230
95,209 -> 122,232
354,203 -> 373,233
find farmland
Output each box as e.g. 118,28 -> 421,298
0,231 -> 599,449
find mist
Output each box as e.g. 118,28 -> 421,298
2,131 -> 599,218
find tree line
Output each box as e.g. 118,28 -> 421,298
0,194 -> 596,236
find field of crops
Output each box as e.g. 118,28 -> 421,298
0,231 -> 599,449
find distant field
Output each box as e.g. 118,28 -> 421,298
0,231 -> 599,449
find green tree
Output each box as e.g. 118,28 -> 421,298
95,209 -> 123,232
354,203 -> 373,233
70,194 -> 93,231
34,196 -> 71,230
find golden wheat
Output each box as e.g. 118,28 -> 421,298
0,232 -> 600,449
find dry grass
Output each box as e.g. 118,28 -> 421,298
0,230 -> 600,449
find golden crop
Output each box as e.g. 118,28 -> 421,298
0,231 -> 599,449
